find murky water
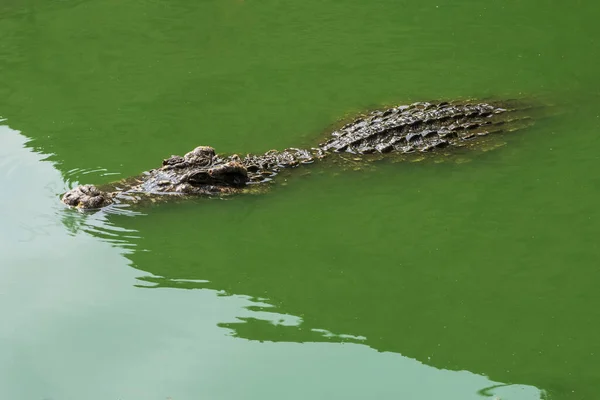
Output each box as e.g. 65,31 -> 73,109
1,1 -> 599,399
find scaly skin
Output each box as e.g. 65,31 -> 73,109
62,99 -> 538,210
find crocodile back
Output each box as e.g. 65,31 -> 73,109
319,101 -> 536,155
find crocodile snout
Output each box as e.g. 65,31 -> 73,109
62,185 -> 113,209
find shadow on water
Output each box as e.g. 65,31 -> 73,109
66,207 -> 554,400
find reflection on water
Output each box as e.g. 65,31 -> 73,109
0,124 -> 545,399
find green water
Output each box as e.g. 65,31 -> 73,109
1,0 -> 600,399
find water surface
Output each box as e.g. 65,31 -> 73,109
1,0 -> 599,399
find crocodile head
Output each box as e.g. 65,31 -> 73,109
62,146 -> 250,210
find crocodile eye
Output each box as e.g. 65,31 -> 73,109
187,171 -> 211,184
230,175 -> 246,186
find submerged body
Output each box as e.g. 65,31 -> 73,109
62,100 -> 537,210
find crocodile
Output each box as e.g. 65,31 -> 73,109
62,99 -> 539,210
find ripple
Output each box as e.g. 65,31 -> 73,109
57,205 -> 141,250
63,167 -> 121,188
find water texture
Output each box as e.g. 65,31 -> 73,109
1,0 -> 599,399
